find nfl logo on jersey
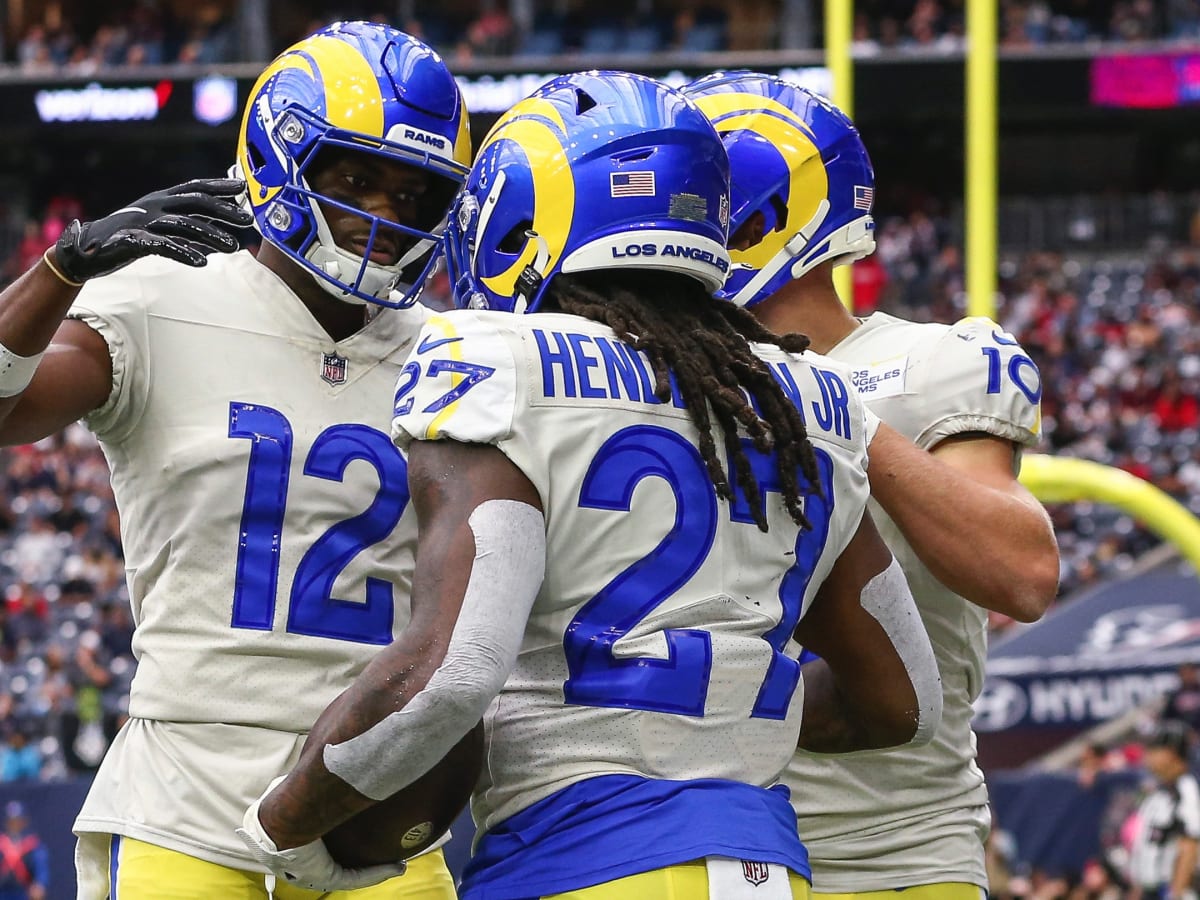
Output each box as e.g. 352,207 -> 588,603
742,861 -> 770,886
321,352 -> 348,385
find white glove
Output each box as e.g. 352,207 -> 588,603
235,776 -> 406,891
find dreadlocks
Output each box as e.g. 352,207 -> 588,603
544,268 -> 821,532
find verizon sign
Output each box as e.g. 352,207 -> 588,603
34,80 -> 171,123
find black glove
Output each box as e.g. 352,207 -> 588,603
53,178 -> 254,283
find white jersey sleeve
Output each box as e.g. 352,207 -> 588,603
68,267 -> 155,444
900,316 -> 1042,452
391,311 -> 520,453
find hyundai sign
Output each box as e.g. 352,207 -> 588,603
977,572 -> 1200,732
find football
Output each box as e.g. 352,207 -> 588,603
322,722 -> 485,868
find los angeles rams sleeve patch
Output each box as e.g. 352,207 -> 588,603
911,316 -> 1042,451
391,311 -> 519,451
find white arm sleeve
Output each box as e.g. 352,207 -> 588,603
860,557 -> 942,746
323,499 -> 546,800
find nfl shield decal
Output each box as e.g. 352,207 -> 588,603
321,352 -> 348,385
742,861 -> 770,886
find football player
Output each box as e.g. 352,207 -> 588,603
238,71 -> 942,898
0,21 -> 470,899
685,71 -> 1060,900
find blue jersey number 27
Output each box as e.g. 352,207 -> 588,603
562,424 -> 835,719
227,402 -> 408,645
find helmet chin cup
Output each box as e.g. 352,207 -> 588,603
302,197 -> 399,305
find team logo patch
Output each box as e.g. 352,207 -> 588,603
321,352 -> 348,385
611,171 -> 656,197
742,861 -> 770,886
850,354 -> 908,399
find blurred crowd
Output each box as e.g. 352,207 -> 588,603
0,424 -> 131,786
9,0 -> 233,72
850,0 -> 1200,52
862,205 -> 1200,626
1000,250 -> 1200,604
6,0 -> 1200,73
0,192 -> 1199,778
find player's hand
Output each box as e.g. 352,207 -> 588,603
53,178 -> 253,283
236,777 -> 406,891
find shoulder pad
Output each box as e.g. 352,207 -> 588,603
391,312 -> 519,450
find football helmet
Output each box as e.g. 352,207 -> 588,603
235,21 -> 471,307
684,71 -> 875,308
443,70 -> 731,313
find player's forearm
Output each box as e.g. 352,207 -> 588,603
798,561 -> 941,752
260,539 -> 535,848
258,636 -> 454,848
0,256 -> 82,353
797,659 -> 888,753
259,449 -> 545,850
0,259 -> 82,427
868,424 -> 1058,622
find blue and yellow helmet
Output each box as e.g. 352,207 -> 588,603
683,71 -> 875,308
444,70 -> 731,313
235,21 -> 471,307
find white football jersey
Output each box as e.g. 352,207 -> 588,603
68,251 -> 427,869
392,310 -> 873,834
786,312 -> 1042,892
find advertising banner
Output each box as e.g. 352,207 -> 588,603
976,570 -> 1200,732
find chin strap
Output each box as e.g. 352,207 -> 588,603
512,229 -> 551,313
729,199 -> 831,307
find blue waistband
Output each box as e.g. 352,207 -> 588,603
461,774 -> 809,900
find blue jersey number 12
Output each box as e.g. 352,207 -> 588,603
227,402 -> 408,645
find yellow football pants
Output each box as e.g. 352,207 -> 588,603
107,836 -> 456,899
814,884 -> 985,900
542,859 -> 812,898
